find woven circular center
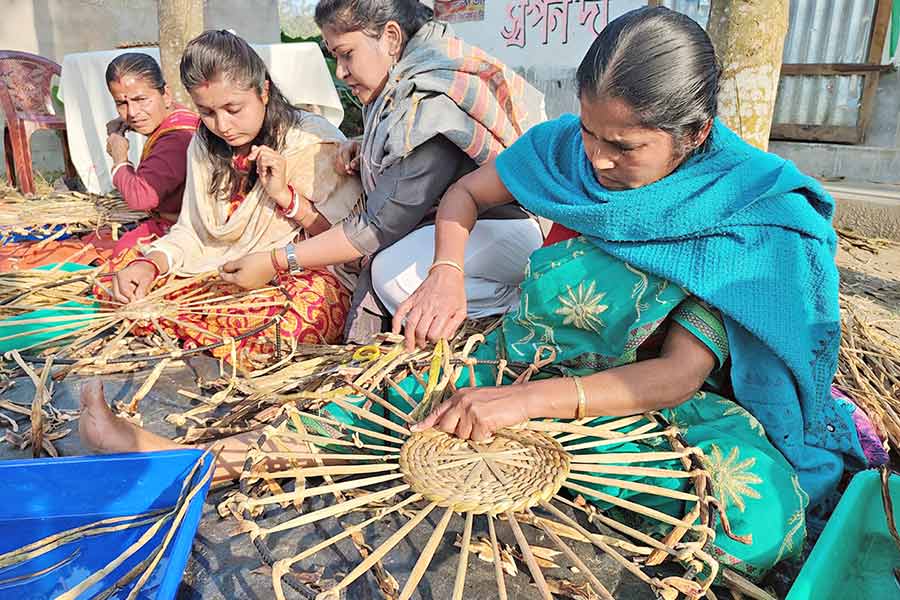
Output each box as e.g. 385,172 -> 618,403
399,428 -> 571,515
117,299 -> 176,321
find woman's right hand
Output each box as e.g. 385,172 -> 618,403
112,261 -> 157,303
335,139 -> 361,175
392,265 -> 467,351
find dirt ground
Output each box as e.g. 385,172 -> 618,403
836,235 -> 900,340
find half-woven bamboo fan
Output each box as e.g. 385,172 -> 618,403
236,338 -> 736,600
0,267 -> 291,367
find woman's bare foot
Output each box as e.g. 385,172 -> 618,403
79,379 -> 182,454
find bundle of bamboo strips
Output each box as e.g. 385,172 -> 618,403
836,293 -> 900,449
233,336 -> 733,600
0,182 -> 144,241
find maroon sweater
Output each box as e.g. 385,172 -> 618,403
112,109 -> 198,217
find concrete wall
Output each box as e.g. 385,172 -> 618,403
1,0 -> 280,180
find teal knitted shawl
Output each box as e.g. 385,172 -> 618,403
496,114 -> 865,506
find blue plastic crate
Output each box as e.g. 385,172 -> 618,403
0,450 -> 214,599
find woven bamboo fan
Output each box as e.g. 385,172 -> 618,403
0,269 -> 291,367
236,340 -> 734,600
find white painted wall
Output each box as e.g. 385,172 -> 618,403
447,0 -> 644,73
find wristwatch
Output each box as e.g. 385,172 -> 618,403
285,243 -> 301,273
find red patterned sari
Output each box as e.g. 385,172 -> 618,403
100,162 -> 350,369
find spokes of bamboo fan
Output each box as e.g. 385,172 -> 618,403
237,344 -> 735,600
0,269 -> 291,364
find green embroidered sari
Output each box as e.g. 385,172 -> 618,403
316,236 -> 808,578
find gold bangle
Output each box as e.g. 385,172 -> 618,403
573,376 -> 586,420
428,259 -> 464,275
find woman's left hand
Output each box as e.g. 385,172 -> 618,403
106,133 -> 129,164
248,145 -> 291,209
219,251 -> 276,289
410,384 -> 537,441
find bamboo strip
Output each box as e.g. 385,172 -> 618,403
260,484 -> 410,537
0,548 -> 79,587
385,375 -> 417,411
566,472 -> 699,502
274,493 -> 424,572
248,451 -> 396,462
524,420 -> 627,439
567,449 -> 694,464
346,382 -> 413,424
294,410 -> 405,446
0,315 -> 116,346
451,512 -> 474,600
275,430 -> 399,454
256,462 -> 400,481
317,502 -> 438,599
328,395 -> 412,437
505,510 -> 552,600
398,506 -> 455,600
569,463 -> 696,479
554,415 -> 647,443
529,510 -> 615,600
0,511 -> 169,567
563,480 -> 705,533
539,500 -> 658,588
563,428 -> 677,452
126,358 -> 172,413
553,495 -> 695,561
93,547 -> 162,600
241,472 -> 405,509
125,453 -> 217,599
486,515 -> 508,600
0,312 -> 110,327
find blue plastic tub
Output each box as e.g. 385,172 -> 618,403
0,450 -> 214,599
787,469 -> 900,600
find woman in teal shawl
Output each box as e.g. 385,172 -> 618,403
391,6 -> 870,579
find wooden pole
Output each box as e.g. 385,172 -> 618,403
707,0 -> 790,150
157,0 -> 204,106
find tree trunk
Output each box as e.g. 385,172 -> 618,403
158,0 -> 204,106
707,0 -> 790,151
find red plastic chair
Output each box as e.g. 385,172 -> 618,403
0,50 -> 76,194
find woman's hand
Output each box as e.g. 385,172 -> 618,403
335,139 -> 361,175
106,132 -> 130,164
410,384 -> 539,441
248,145 -> 290,209
392,265 -> 467,351
219,251 -> 277,289
106,117 -> 128,136
112,261 -> 156,303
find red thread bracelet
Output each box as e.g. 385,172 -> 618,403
270,248 -> 285,273
128,257 -> 161,279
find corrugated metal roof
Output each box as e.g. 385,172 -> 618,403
660,0 -> 877,128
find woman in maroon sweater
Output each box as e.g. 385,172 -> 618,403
101,52 -> 199,256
